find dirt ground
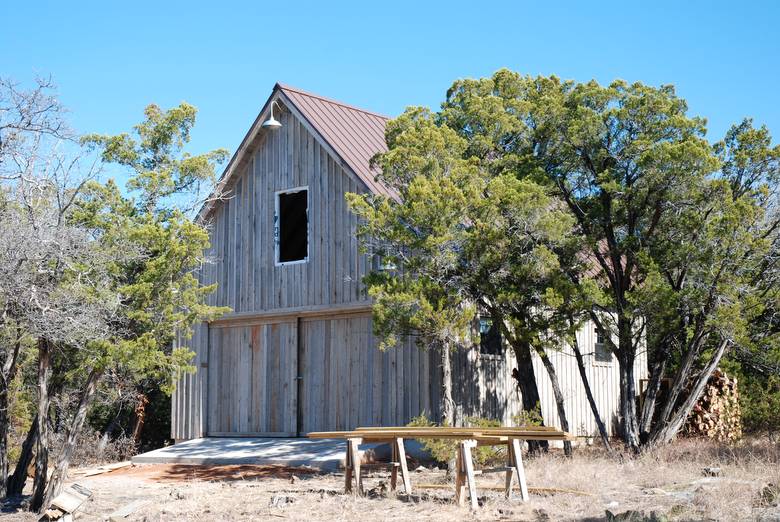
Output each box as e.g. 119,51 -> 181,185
3,439 -> 780,521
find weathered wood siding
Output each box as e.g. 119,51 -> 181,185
203,105 -> 370,314
298,313 -> 439,433
531,322 -> 648,438
450,319 -> 648,437
172,102 -> 373,440
171,99 -> 648,441
207,321 -> 298,436
171,322 -> 209,440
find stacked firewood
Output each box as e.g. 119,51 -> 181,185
685,369 -> 742,442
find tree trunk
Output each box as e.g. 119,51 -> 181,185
439,344 -> 458,478
570,333 -> 613,454
534,347 -> 573,456
97,408 -> 123,459
0,377 -> 9,498
41,368 -> 102,511
7,417 -> 37,497
130,393 -> 149,443
440,344 -> 455,426
617,319 -> 640,452
650,339 -> 730,445
30,338 -> 52,513
0,324 -> 22,499
638,355 -> 667,442
510,339 -> 548,454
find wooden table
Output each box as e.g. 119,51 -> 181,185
307,426 -> 574,509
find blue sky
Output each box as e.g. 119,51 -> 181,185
3,0 -> 779,183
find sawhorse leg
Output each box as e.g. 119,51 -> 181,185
504,438 -> 529,501
395,437 -> 411,493
389,437 -> 411,494
344,437 -> 364,496
454,439 -> 478,510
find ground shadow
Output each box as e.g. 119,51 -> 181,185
116,463 -> 321,483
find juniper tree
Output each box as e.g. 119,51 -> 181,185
26,103 -> 230,511
348,108 -> 579,454
2,101 -> 231,511
438,69 -> 780,450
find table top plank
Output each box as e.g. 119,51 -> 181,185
306,428 -> 574,441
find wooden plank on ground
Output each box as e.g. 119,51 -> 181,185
50,484 -> 92,514
107,499 -> 149,521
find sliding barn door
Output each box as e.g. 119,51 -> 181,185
298,314 -> 437,433
207,321 -> 298,436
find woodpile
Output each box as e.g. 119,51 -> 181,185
685,369 -> 742,442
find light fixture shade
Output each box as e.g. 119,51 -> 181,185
262,115 -> 282,129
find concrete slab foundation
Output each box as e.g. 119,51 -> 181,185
132,437 -> 370,472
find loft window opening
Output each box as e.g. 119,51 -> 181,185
478,316 -> 503,356
594,326 -> 612,363
275,187 -> 308,264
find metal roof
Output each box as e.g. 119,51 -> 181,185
276,83 -> 392,197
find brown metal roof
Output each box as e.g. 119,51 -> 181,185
276,83 -> 393,198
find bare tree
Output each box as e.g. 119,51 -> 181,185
0,140 -> 123,509
0,76 -> 70,498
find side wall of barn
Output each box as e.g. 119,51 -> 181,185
450,319 -> 648,437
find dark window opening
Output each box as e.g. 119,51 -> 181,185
278,189 -> 308,263
594,327 -> 612,363
479,317 -> 503,355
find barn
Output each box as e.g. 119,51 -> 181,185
170,84 -> 648,442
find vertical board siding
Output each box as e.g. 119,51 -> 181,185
172,104 -> 373,439
298,314 -> 438,433
204,321 -> 297,435
205,106 -> 372,314
170,321 -> 209,440
449,319 -> 648,437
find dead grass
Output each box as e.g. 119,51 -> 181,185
2,437 -> 779,521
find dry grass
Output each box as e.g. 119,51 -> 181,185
2,438 -> 779,521
515,438 -> 780,520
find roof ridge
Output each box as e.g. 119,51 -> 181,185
275,83 -> 390,120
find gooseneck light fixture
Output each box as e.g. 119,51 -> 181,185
262,100 -> 283,129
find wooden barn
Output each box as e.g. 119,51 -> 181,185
171,84 -> 648,441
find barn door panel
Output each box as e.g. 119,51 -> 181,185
207,321 -> 297,436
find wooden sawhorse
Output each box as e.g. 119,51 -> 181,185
344,436 -> 411,496
453,437 -> 529,510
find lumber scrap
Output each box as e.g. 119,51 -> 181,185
414,484 -> 594,496
107,499 -> 149,521
38,484 -> 92,521
356,425 -> 560,432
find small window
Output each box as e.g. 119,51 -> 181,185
594,327 -> 612,363
276,188 -> 308,264
479,317 -> 503,355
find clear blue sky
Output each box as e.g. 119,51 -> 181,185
3,0 -> 779,181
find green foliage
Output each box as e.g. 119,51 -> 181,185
740,375 -> 780,440
512,405 -> 544,427
76,102 -> 230,392
417,68 -> 780,445
406,415 -> 506,467
347,100 -> 579,356
82,102 -> 229,213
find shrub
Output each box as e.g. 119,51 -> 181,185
50,429 -> 137,467
741,374 -> 780,441
407,415 -> 506,467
